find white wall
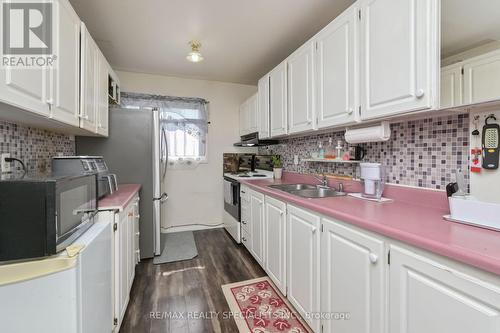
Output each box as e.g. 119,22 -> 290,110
116,70 -> 257,231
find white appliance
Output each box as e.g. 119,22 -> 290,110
0,222 -> 112,333
360,162 -> 385,199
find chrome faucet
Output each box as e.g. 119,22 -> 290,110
313,173 -> 329,187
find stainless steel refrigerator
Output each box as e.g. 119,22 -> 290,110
76,107 -> 167,259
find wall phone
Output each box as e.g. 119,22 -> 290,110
482,115 -> 500,170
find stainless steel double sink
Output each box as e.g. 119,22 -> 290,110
268,183 -> 347,198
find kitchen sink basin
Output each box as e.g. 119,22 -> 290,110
268,184 -> 318,191
268,184 -> 347,198
290,188 -> 347,198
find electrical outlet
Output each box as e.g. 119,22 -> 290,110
294,155 -> 299,165
1,153 -> 11,173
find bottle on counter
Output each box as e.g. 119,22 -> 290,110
318,141 -> 325,159
324,137 -> 336,159
336,140 -> 344,160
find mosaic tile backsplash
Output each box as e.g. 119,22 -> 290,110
259,113 -> 469,190
0,120 -> 75,175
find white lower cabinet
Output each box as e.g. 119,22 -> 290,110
321,217 -> 385,333
249,189 -> 265,266
287,204 -> 321,332
264,195 -> 287,294
389,245 -> 500,333
246,190 -> 500,333
98,194 -> 140,332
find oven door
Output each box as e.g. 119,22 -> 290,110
223,177 -> 240,220
55,174 -> 97,251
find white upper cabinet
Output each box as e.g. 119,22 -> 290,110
96,50 -> 110,137
269,61 -> 288,137
440,63 -> 463,109
390,245 -> 500,333
316,4 -> 359,129
287,204 -> 321,332
239,93 -> 258,136
80,23 -> 99,133
464,49 -> 500,106
321,217 -> 385,333
264,196 -> 287,295
359,0 -> 439,120
288,41 -> 315,134
50,0 -> 81,127
257,75 -> 270,139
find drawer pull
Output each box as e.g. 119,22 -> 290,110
242,220 -> 247,225
369,253 -> 378,264
242,237 -> 247,242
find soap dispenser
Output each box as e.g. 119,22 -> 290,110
325,137 -> 335,159
318,141 -> 325,159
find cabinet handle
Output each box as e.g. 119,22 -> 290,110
46,98 -> 54,105
415,89 -> 425,99
311,226 -> 317,234
369,253 -> 378,264
242,237 -> 247,242
134,215 -> 140,219
128,212 -> 133,217
241,191 -> 246,194
242,220 -> 247,225
348,107 -> 354,115
280,211 -> 284,216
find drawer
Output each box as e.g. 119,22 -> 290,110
241,229 -> 251,251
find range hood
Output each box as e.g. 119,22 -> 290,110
234,132 -> 279,147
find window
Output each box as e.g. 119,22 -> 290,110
120,92 -> 209,168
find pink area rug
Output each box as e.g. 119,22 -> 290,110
222,277 -> 312,333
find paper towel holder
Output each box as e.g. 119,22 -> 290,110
345,121 -> 391,144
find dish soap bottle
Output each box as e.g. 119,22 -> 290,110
318,141 -> 325,159
325,137 -> 336,159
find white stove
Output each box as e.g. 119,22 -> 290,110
223,169 -> 274,181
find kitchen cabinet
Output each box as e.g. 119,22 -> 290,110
80,23 -> 99,133
316,4 -> 358,129
98,193 -> 140,333
50,0 -> 81,126
0,0 -> 80,122
287,204 -> 321,332
239,93 -> 258,136
249,189 -> 265,266
269,61 -> 288,137
96,50 -> 110,136
258,75 -> 270,139
440,63 -> 463,109
264,196 -> 287,294
241,186 -> 251,247
321,217 -> 385,333
464,49 -> 500,106
389,245 -> 500,333
288,41 -> 315,134
359,0 -> 439,120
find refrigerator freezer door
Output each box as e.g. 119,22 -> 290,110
152,109 -> 162,255
76,108 -> 156,259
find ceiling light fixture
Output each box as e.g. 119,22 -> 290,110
186,40 -> 204,63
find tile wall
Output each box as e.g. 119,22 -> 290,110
259,113 -> 470,190
0,120 -> 75,175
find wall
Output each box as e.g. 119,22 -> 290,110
0,118 -> 75,175
260,113 -> 469,190
116,70 -> 257,231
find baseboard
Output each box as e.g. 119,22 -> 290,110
161,224 -> 224,234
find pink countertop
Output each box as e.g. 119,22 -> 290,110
241,172 -> 500,276
98,184 -> 141,211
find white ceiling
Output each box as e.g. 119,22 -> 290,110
442,0 -> 500,58
69,0 -> 355,85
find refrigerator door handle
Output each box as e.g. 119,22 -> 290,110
153,192 -> 168,202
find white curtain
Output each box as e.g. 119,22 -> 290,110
120,92 -> 209,169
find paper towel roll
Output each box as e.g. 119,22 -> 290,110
345,122 -> 391,144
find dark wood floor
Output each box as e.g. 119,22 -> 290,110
119,228 -> 266,333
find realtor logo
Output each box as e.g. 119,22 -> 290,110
2,2 -> 52,55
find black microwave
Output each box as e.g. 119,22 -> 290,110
0,173 -> 98,262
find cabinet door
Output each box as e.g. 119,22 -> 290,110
250,190 -> 265,266
390,245 -> 500,333
50,0 -> 80,126
96,51 -> 109,136
80,23 -> 98,132
288,41 -> 315,134
269,61 -> 288,137
127,207 -> 135,289
247,93 -> 259,134
321,218 -> 385,333
464,50 -> 500,105
359,0 -> 439,120
316,5 -> 358,128
115,212 -> 129,325
264,196 -> 287,294
239,100 -> 248,136
440,63 -> 463,109
287,204 -> 320,332
258,75 -> 270,139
